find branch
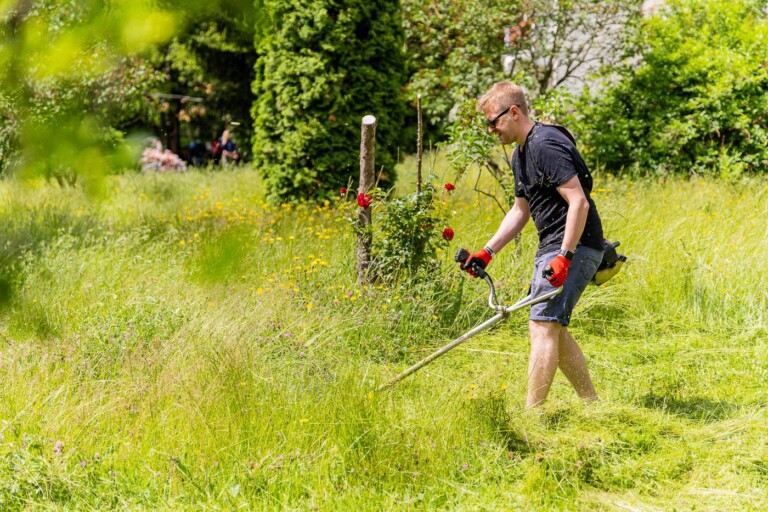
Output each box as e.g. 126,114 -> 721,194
473,169 -> 508,215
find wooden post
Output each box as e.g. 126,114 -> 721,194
357,115 -> 376,283
416,94 -> 423,194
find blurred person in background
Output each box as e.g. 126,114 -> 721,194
213,129 -> 239,165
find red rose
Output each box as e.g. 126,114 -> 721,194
444,183 -> 455,191
357,193 -> 372,208
340,187 -> 347,195
442,227 -> 454,241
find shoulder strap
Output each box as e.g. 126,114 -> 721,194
542,123 -> 576,146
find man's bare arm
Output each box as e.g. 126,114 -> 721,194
556,175 -> 590,252
485,196 -> 531,254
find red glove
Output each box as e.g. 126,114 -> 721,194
464,248 -> 492,278
543,254 -> 571,287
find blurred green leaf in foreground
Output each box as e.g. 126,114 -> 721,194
0,0 -> 254,191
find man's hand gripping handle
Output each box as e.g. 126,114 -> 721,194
455,248 -> 489,279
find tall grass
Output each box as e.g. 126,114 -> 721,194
0,163 -> 766,510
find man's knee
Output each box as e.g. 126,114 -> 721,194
529,320 -> 562,346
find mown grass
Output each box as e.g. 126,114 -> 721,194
0,161 -> 766,510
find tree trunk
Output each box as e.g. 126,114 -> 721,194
168,100 -> 181,155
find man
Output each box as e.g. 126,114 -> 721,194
464,82 -> 604,407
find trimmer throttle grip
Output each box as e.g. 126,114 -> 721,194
455,248 -> 470,264
454,248 -> 488,279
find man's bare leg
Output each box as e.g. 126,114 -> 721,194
557,328 -> 598,402
527,320 -> 562,407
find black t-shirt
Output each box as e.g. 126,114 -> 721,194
512,123 -> 603,257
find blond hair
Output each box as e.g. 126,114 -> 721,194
478,82 -> 529,117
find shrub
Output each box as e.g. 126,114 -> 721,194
341,179 -> 456,282
252,0 -> 407,203
370,184 -> 450,279
0,1 -> 175,178
579,0 -> 768,177
441,98 -> 515,209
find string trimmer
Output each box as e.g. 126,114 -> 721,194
377,248 -> 562,391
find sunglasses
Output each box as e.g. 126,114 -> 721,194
485,104 -> 519,129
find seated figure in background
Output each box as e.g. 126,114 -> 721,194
213,129 -> 239,165
140,137 -> 187,172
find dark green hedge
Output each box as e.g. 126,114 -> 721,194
252,0 -> 407,202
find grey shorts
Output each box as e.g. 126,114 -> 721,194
529,246 -> 603,326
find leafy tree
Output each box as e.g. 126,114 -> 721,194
580,0 -> 768,177
401,0 -> 517,139
252,0 -> 407,203
401,0 -> 643,137
139,2 -> 258,157
506,0 -> 642,96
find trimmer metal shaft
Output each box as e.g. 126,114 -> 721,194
377,277 -> 562,391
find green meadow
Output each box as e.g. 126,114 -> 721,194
0,162 -> 766,510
